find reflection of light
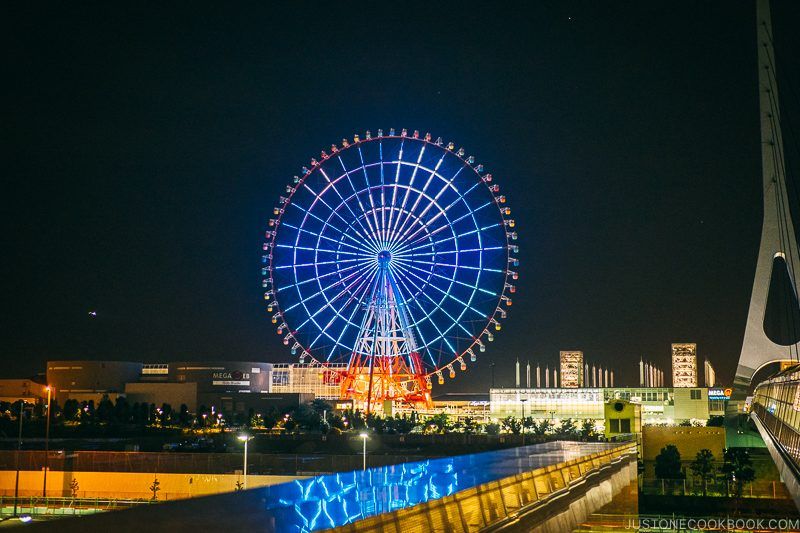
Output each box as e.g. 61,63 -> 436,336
259,441 -> 622,531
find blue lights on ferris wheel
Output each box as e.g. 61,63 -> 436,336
264,131 -> 516,378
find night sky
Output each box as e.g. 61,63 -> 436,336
5,2 -> 800,390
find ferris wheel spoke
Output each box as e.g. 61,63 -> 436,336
389,172 -> 438,250
394,206 -> 496,257
395,194 -> 480,253
389,151 -> 442,249
289,202 -> 354,247
387,161 -> 463,249
293,262 -> 378,333
281,259 -> 375,313
320,167 -> 383,254
399,262 -> 488,316
328,267 -> 380,360
314,191 -> 379,253
280,222 -> 368,255
281,258 -> 370,294
390,269 -> 439,365
275,243 -> 372,258
384,146 -> 409,244
306,264 -> 379,351
393,255 -> 500,277
276,257 -> 364,270
337,155 -> 384,250
411,281 -> 472,342
391,182 -> 485,253
355,146 -> 386,250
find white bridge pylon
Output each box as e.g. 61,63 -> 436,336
735,0 -> 800,396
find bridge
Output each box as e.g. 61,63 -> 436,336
728,0 -> 800,513
26,441 -> 636,532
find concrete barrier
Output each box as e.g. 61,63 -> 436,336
0,470 -> 303,500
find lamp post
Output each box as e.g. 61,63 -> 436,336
13,400 -> 25,517
520,398 -> 528,447
43,386 -> 52,497
359,433 -> 368,471
237,434 -> 253,489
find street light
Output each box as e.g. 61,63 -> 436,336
43,386 -> 52,498
520,398 -> 528,447
237,434 -> 253,489
359,433 -> 368,471
13,400 -> 26,517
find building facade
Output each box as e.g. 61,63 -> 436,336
270,363 -> 346,399
559,351 -> 584,388
47,361 -> 142,403
671,343 -> 698,387
490,386 -> 711,426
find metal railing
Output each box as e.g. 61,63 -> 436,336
0,496 -> 153,517
639,478 -> 788,498
0,450 -> 429,475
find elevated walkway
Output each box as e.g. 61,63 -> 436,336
27,441 -> 636,532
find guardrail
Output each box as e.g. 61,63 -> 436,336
0,496 -> 153,518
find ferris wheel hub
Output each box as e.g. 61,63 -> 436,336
377,250 -> 392,267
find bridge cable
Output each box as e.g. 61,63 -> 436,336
763,63 -> 800,362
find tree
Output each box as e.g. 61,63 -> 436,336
484,422 -> 501,435
720,448 -> 756,497
654,445 -> 684,480
501,416 -> 521,435
462,417 -> 477,435
391,414 -> 416,434
690,449 -> 715,496
261,407 -> 280,430
309,399 -> 330,417
532,419 -> 553,436
179,404 -> 192,427
150,477 -> 161,500
580,420 -> 596,440
63,399 -> 80,422
707,416 -> 724,427
426,413 -> 449,434
558,418 -> 577,437
292,403 -> 321,430
114,396 -> 131,424
96,394 -> 114,423
160,403 -> 173,425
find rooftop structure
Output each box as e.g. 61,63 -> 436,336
671,343 -> 698,387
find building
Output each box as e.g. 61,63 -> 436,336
46,360 -> 279,414
671,343 -> 698,387
559,351 -> 584,388
47,360 -> 142,404
0,379 -> 48,403
490,386 -> 711,427
604,399 -> 641,439
704,359 -> 716,387
270,363 -> 346,399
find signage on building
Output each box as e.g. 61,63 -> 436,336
707,388 -> 732,401
212,370 -> 250,387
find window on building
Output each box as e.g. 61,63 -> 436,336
609,419 -> 620,433
690,389 -> 701,400
621,419 -> 631,433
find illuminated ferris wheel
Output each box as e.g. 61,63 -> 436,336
262,129 -> 517,408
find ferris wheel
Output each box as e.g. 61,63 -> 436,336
262,129 -> 517,408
